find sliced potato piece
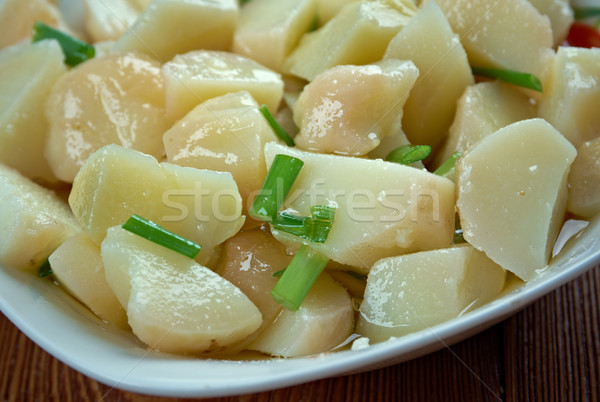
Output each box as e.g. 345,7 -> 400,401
247,272 -> 353,357
357,244 -> 506,342
162,50 -> 283,121
436,0 -> 554,87
538,47 -> 600,148
112,0 -> 238,62
233,0 -> 317,72
69,144 -> 244,266
567,138 -> 600,219
163,91 -> 279,210
0,164 -> 81,272
83,0 -> 142,42
0,40 -> 66,182
292,60 -> 419,156
45,53 -> 170,183
527,0 -> 573,45
101,226 -> 262,354
384,0 -> 474,153
49,233 -> 127,328
315,0 -> 360,24
435,81 -> 536,168
215,230 -> 289,338
457,119 -> 576,281
283,1 -> 415,81
264,143 -> 455,271
0,0 -> 71,48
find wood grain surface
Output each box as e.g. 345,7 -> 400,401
1,264 -> 598,402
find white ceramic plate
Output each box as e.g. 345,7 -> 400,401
1,1 -> 599,398
1,216 -> 598,398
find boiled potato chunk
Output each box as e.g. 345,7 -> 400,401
48,233 -> 127,328
45,53 -> 170,183
528,0 -> 573,45
567,138 -> 600,219
83,0 -> 143,42
283,1 -> 415,81
0,40 -> 66,182
163,91 -> 279,210
293,60 -> 418,156
0,164 -> 81,272
436,0 -> 554,87
112,0 -> 238,62
384,0 -> 473,153
538,47 -> 600,148
265,143 -> 455,271
435,81 -> 536,168
457,119 -> 577,281
357,244 -> 506,342
69,144 -> 244,266
0,0 -> 71,48
233,0 -> 317,72
315,0 -> 360,24
162,50 -> 284,121
101,226 -> 262,353
215,230 -> 289,338
247,272 -> 354,357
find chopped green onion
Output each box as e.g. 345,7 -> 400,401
272,270 -> 285,277
38,260 -> 52,278
345,270 -> 367,281
259,105 -> 295,146
307,12 -> 320,32
386,145 -> 431,165
122,214 -> 201,259
471,66 -> 542,92
240,0 -> 251,4
434,151 -> 461,179
272,205 -> 336,243
573,7 -> 600,20
249,154 -> 304,221
32,22 -> 95,66
271,245 -> 329,311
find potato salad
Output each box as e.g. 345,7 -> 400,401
1,0 -> 599,357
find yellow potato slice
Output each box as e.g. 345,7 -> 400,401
538,47 -> 600,148
357,244 -> 506,342
233,0 -> 317,72
264,143 -> 455,271
0,40 -> 66,182
456,119 -> 577,281
112,0 -> 238,62
45,53 -> 170,183
83,0 -> 142,42
101,226 -> 262,354
384,0 -> 474,153
247,272 -> 353,357
162,50 -> 284,121
292,59 -> 419,156
49,233 -> 127,328
69,144 -> 244,266
0,164 -> 81,272
567,138 -> 600,219
528,0 -> 573,45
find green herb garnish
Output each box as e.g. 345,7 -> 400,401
259,105 -> 295,146
38,260 -> 53,278
122,214 -> 201,259
434,151 -> 461,179
573,7 -> 600,20
271,245 -> 329,311
272,205 -> 336,243
471,66 -> 542,92
249,154 -> 304,221
386,145 -> 431,165
32,22 -> 95,66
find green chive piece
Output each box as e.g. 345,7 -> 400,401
38,260 -> 52,278
272,270 -> 285,277
471,66 -> 542,92
307,12 -> 320,32
122,214 -> 201,259
239,0 -> 251,4
249,154 -> 304,221
259,105 -> 295,146
272,205 -> 336,243
271,245 -> 329,311
434,151 -> 461,179
32,22 -> 95,66
386,145 -> 431,165
573,7 -> 600,20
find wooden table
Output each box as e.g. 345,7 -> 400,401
1,263 -> 598,402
